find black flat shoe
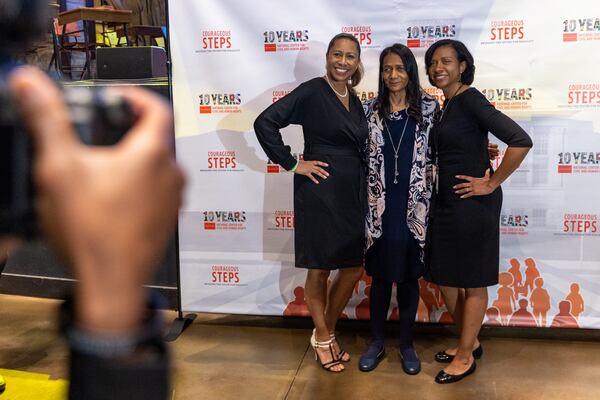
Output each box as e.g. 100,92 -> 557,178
434,361 -> 477,384
434,345 -> 483,363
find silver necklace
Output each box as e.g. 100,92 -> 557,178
384,111 -> 410,184
433,84 -> 464,193
324,74 -> 348,97
438,84 -> 463,123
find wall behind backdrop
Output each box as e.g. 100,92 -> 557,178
169,0 -> 600,329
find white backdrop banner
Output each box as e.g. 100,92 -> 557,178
169,0 -> 600,328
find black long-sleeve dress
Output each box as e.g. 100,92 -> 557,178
254,78 -> 368,269
425,88 -> 532,288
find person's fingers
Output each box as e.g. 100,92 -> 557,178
455,175 -> 474,181
484,168 -> 491,178
8,66 -> 78,155
307,172 -> 319,184
313,161 -> 329,167
314,167 -> 329,177
453,183 -> 470,190
112,86 -> 173,150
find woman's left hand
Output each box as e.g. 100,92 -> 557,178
453,169 -> 497,198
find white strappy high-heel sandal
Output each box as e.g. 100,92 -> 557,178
329,332 -> 350,362
310,330 -> 344,372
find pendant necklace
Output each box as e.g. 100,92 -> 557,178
324,74 -> 348,97
433,84 -> 464,193
384,110 -> 410,184
438,83 -> 463,123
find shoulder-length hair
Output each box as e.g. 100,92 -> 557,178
376,44 -> 422,123
424,39 -> 475,86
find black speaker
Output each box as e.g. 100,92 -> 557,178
96,46 -> 167,79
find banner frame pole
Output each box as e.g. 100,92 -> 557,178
163,0 -> 197,342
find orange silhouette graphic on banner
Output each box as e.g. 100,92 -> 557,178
523,258 -> 541,296
550,300 -> 579,328
491,257 -> 589,328
389,306 -> 399,321
418,279 -> 439,320
438,309 -> 453,324
354,272 -> 372,294
508,298 -> 538,327
485,307 -> 502,326
492,272 -> 516,325
416,297 -> 429,322
430,282 -> 445,308
508,258 -> 526,297
283,286 -> 310,317
530,277 -> 551,327
565,283 -> 584,319
355,285 -> 370,320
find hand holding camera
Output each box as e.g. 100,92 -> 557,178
8,66 -> 185,333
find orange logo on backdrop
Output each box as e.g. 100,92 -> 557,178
487,257 -> 584,328
281,260 -> 585,329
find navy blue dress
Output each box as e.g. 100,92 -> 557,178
365,110 -> 423,283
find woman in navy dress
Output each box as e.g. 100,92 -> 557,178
254,34 -> 368,373
424,39 -> 532,383
359,44 -> 438,375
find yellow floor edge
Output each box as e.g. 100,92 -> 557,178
0,369 -> 67,400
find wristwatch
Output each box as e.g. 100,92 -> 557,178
59,293 -> 166,359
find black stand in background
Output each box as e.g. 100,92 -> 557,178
163,232 -> 197,342
163,0 -> 197,342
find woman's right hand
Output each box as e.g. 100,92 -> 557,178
295,160 -> 329,184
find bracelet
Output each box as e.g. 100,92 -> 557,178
290,161 -> 299,172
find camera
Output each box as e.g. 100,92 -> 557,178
0,0 -> 135,238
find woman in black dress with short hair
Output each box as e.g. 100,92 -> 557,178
254,33 -> 368,373
424,39 -> 532,383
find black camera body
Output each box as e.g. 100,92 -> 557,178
0,0 -> 135,238
0,84 -> 135,237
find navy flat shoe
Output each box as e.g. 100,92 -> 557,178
400,347 -> 421,375
358,342 -> 385,372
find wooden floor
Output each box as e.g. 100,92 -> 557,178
1,294 -> 599,400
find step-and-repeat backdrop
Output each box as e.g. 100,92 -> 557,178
169,0 -> 600,328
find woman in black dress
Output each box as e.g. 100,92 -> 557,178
254,33 -> 368,373
358,44 -> 438,375
424,39 -> 532,383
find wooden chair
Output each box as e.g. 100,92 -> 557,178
51,18 -> 96,80
50,7 -> 133,80
116,25 -> 165,47
104,1 -> 165,48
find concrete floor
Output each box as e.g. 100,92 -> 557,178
1,294 -> 599,400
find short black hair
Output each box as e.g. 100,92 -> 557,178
424,39 -> 475,86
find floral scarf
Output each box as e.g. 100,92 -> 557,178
363,92 -> 439,259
